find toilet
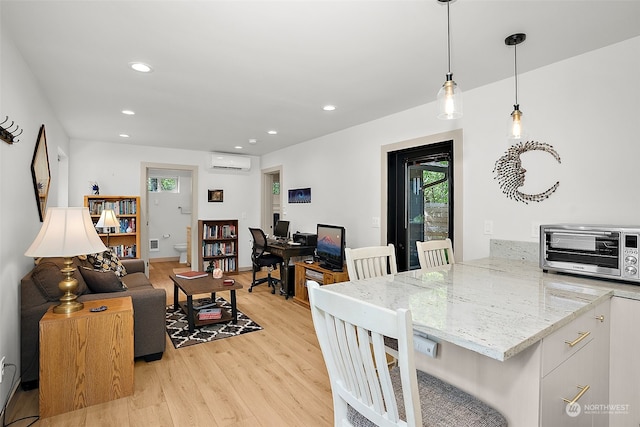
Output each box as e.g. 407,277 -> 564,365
174,243 -> 188,264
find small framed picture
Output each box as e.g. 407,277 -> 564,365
208,189 -> 224,202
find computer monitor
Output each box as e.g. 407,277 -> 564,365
316,224 -> 346,271
274,220 -> 290,239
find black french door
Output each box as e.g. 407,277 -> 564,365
387,141 -> 454,271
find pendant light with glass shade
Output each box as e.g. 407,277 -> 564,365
436,0 -> 462,120
505,33 -> 527,140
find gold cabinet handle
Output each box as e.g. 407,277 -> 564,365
595,315 -> 605,322
562,385 -> 590,405
564,331 -> 591,347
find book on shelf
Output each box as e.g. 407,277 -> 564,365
198,307 -> 223,320
176,271 -> 209,279
192,299 -> 216,310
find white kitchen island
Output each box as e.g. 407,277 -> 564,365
318,258 -> 635,426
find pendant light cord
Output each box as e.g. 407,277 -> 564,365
446,0 -> 452,74
513,43 -> 518,105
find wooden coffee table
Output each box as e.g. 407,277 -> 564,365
170,273 -> 243,332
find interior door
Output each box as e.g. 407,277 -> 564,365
388,141 -> 453,271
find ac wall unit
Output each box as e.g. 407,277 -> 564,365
210,152 -> 251,171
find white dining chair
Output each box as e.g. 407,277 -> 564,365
345,243 -> 398,280
307,281 -> 507,427
416,238 -> 455,270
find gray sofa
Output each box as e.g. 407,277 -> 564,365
20,256 -> 166,389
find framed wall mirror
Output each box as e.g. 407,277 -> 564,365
31,124 -> 50,222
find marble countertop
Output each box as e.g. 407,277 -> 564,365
319,258 -> 636,361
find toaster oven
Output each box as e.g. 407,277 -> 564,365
540,224 -> 640,284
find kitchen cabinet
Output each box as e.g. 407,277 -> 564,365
609,297 -> 640,427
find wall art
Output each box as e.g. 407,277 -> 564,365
31,125 -> 51,221
288,187 -> 311,203
493,141 -> 561,204
208,189 -> 224,202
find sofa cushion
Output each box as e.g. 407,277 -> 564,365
31,260 -> 88,301
79,267 -> 128,293
87,250 -> 127,277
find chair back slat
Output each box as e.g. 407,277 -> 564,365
308,281 -> 421,427
346,244 -> 398,281
417,238 -> 455,269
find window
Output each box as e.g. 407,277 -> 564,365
148,177 -> 179,193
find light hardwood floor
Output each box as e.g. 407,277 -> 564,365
5,262 -> 333,427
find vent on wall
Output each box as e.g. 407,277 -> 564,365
149,239 -> 159,252
211,152 -> 251,171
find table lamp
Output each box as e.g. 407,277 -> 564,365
95,208 -> 119,246
24,207 -> 107,314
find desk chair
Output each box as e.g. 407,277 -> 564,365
307,281 -> 507,427
248,227 -> 283,294
345,243 -> 398,280
416,238 -> 455,270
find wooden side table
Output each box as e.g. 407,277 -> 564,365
293,261 -> 349,309
39,297 -> 134,418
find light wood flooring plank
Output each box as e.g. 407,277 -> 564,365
5,262 -> 332,427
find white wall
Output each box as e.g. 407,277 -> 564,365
68,141 -> 260,269
0,28 -> 70,403
262,36 -> 640,261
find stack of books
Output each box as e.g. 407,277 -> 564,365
192,299 -> 216,310
198,308 -> 223,320
176,271 -> 208,280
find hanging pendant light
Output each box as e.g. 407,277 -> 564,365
505,33 -> 527,140
437,0 -> 462,120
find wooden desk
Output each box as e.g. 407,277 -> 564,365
39,297 -> 134,418
266,242 -> 315,298
293,261 -> 349,308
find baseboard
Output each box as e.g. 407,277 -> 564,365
150,256 -> 180,263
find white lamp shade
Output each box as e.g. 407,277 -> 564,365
96,209 -> 120,229
25,207 -> 107,258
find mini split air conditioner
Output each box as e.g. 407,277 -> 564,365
210,153 -> 251,171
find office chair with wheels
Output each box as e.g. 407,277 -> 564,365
248,227 -> 283,294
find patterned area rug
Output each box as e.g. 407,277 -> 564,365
165,297 -> 263,349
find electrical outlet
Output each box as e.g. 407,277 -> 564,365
0,356 -> 5,383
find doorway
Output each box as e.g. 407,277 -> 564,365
139,162 -> 198,273
388,141 -> 453,271
381,130 -> 463,272
261,166 -> 283,235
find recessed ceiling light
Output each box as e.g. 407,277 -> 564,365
267,130 -> 278,135
121,110 -> 135,115
323,105 -> 336,111
129,62 -> 153,73
235,146 -> 243,150
249,139 -> 257,144
119,134 -> 130,138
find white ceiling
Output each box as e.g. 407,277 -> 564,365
2,1 -> 640,156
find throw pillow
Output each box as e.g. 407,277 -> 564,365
31,260 -> 88,302
79,267 -> 128,293
87,250 -> 127,277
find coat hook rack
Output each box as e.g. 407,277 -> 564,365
0,116 -> 23,144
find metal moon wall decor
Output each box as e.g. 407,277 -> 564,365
31,124 -> 51,221
493,141 -> 561,204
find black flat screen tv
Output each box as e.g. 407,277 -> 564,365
316,224 -> 346,271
